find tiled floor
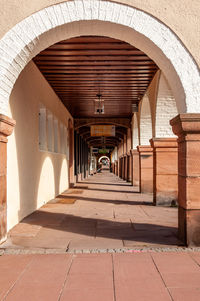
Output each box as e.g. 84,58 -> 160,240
1,252 -> 200,300
1,170 -> 200,300
2,170 -> 179,251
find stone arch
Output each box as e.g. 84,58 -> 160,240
98,156 -> 110,163
155,72 -> 178,137
132,113 -> 139,149
140,95 -> 152,145
0,0 -> 199,116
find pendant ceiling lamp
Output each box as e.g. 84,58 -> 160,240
94,93 -> 104,114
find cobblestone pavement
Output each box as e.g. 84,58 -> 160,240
1,171 -> 200,300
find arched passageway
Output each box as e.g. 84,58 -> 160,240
0,0 -> 200,248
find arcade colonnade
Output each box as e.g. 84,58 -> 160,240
0,0 -> 200,247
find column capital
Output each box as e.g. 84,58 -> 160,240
0,114 -> 15,142
150,138 -> 177,149
170,114 -> 200,138
137,145 -> 153,153
131,149 -> 139,155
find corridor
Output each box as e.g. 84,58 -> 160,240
1,170 -> 179,252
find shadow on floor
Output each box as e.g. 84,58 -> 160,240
18,210 -> 179,246
55,194 -> 153,206
79,181 -> 133,187
74,186 -> 139,194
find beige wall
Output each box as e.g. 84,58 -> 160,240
7,61 -> 73,230
0,0 -> 199,69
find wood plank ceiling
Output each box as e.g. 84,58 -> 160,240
34,36 -> 158,119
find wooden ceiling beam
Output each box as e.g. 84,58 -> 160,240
48,43 -> 136,50
36,61 -> 156,67
34,36 -> 158,119
39,50 -> 145,56
34,55 -> 152,61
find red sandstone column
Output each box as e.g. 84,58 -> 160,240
137,145 -> 153,193
121,156 -> 125,179
127,154 -> 132,182
118,157 -> 121,178
131,149 -> 140,187
170,114 -> 200,246
150,138 -> 178,206
115,160 -> 118,176
124,155 -> 128,180
0,114 -> 15,244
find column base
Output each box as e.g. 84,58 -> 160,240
179,206 -> 200,246
154,193 -> 178,207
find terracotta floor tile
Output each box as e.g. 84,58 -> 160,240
169,288 -> 200,301
65,273 -> 113,291
190,253 -> 200,266
60,288 -> 114,301
70,254 -> 112,275
162,272 -> 200,288
115,287 -> 171,301
0,255 -> 33,300
4,170 -> 179,251
152,253 -> 200,273
5,254 -> 72,301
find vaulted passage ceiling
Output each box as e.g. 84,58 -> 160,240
34,36 -> 158,119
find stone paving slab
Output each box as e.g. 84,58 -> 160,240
1,170 -> 181,251
0,252 -> 200,300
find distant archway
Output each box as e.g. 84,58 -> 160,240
98,156 -> 110,164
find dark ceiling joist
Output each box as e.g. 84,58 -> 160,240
34,35 -> 158,121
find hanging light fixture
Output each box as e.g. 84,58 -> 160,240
94,93 -> 104,114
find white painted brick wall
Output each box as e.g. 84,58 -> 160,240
155,73 -> 178,137
111,147 -> 118,162
140,95 -> 152,145
132,113 -> 139,149
0,0 -> 199,115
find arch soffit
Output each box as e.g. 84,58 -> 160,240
0,0 -> 199,115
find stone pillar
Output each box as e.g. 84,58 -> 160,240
122,157 -> 124,179
137,145 -> 153,193
170,114 -> 200,246
118,158 -> 121,178
124,155 -> 128,180
131,149 -> 140,187
127,154 -> 131,182
0,114 -> 15,244
150,138 -> 178,206
115,160 -> 118,176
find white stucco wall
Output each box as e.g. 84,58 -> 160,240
7,60 -> 72,230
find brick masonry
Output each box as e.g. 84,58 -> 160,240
0,0 -> 199,115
